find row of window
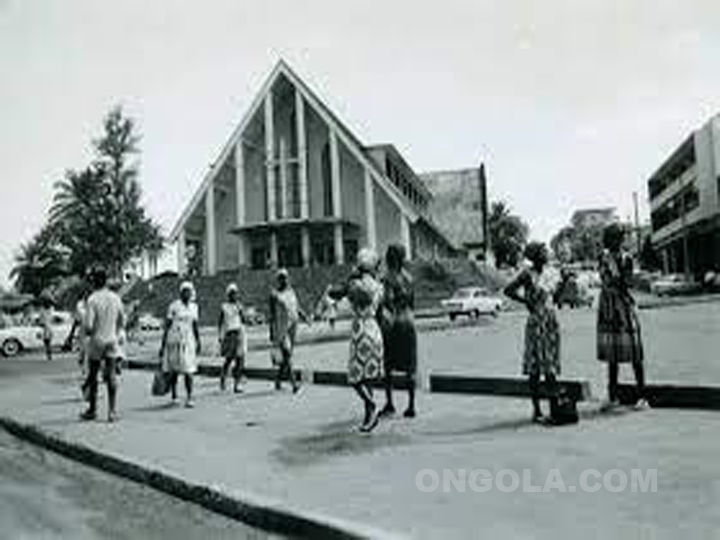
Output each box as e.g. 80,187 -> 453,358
385,156 -> 429,212
648,146 -> 696,200
651,182 -> 700,232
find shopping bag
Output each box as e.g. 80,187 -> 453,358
151,369 -> 171,396
549,388 -> 579,425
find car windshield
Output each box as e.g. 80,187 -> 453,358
454,289 -> 475,299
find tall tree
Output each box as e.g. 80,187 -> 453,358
488,201 -> 529,268
49,106 -> 163,277
10,225 -> 68,296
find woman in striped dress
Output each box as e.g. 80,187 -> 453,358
597,224 -> 645,408
329,248 -> 385,433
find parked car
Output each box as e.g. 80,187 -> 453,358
553,273 -> 593,309
650,274 -> 700,297
137,313 -> 163,331
0,311 -> 74,357
243,306 -> 266,326
441,287 -> 504,320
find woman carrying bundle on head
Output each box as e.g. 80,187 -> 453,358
328,248 -> 385,433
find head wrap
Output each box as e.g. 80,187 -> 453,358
357,248 -> 379,272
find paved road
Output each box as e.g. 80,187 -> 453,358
0,428 -> 280,540
4,301 -> 719,400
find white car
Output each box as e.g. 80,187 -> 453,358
0,311 -> 74,357
441,287 -> 504,320
650,274 -> 700,297
137,313 -> 163,331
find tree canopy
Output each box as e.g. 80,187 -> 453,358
11,106 -> 163,296
488,201 -> 529,268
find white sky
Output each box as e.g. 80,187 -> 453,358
1,0 -> 719,287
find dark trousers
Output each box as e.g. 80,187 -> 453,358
608,361 -> 645,402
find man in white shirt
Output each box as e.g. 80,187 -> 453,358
81,268 -> 125,423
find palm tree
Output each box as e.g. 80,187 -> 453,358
10,227 -> 68,296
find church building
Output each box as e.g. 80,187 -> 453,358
169,61 -> 488,275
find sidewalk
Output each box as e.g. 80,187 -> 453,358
2,369 -> 719,538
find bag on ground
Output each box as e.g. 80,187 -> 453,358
550,388 -> 579,425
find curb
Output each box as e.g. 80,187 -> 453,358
0,416 -> 401,540
637,293 -> 720,311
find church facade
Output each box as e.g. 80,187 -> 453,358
170,61 -> 486,275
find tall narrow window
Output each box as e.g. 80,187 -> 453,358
322,142 -> 333,217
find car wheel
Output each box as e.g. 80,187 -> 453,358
449,313 -> 457,322
492,306 -> 500,317
473,309 -> 481,319
2,338 -> 22,358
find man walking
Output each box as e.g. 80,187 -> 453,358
81,268 -> 125,423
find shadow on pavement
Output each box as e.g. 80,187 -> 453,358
274,421 -> 412,467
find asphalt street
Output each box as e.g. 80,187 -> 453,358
0,428 -> 281,540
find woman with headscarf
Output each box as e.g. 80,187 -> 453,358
159,281 -> 201,407
269,269 -> 304,393
379,244 -> 417,418
504,242 -> 561,422
328,248 -> 385,432
597,223 -> 645,408
218,283 -> 247,393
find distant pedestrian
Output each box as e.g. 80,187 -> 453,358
159,282 -> 201,407
65,284 -> 91,400
81,268 -> 126,423
218,283 -> 247,393
504,242 -> 561,422
39,298 -> 54,362
329,248 -> 384,433
597,223 -> 645,408
379,244 -> 417,419
317,285 -> 338,331
269,269 -> 304,393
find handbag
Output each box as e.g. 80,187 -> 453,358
550,388 -> 579,425
270,346 -> 283,366
151,369 -> 171,396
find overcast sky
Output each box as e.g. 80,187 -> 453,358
1,0 -> 719,287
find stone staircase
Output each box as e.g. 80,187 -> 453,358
125,259 -> 505,326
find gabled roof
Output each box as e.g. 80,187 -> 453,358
169,60 -> 420,242
419,167 -> 487,248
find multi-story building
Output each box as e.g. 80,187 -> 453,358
648,114 -> 720,276
570,207 -> 618,230
169,61 -> 487,275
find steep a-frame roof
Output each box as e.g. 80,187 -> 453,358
169,60 -> 420,242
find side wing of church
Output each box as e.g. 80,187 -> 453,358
169,61 -> 483,276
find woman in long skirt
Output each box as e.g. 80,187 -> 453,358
218,283 -> 247,393
504,242 -> 561,422
597,224 -> 645,408
329,248 -> 385,433
379,244 -> 417,418
159,282 -> 201,408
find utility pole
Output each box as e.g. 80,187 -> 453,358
633,192 -> 642,262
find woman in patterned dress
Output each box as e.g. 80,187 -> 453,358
159,281 -> 201,408
504,242 -> 561,422
379,244 -> 417,419
329,248 -> 385,433
597,223 -> 645,408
